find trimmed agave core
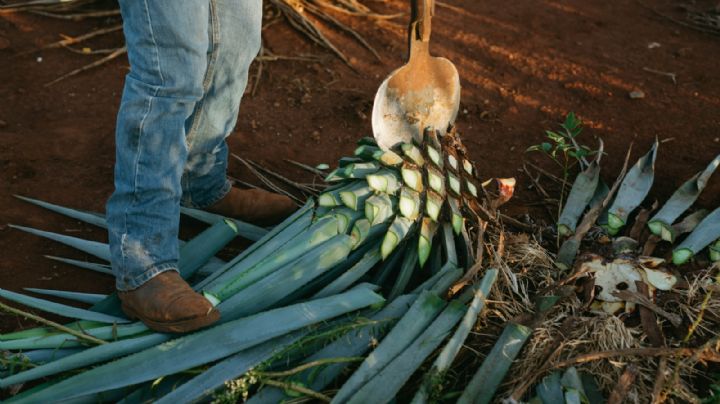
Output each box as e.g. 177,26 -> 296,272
318,126 -> 483,269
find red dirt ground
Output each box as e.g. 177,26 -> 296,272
1,0 -> 719,338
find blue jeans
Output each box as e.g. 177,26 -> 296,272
106,0 -> 262,291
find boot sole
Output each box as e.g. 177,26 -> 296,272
121,303 -> 220,334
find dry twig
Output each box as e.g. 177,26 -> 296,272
642,67 -> 677,84
232,155 -> 304,204
262,379 -> 331,402
45,46 -> 126,87
30,8 -> 119,20
0,301 -> 107,346
613,289 -> 682,327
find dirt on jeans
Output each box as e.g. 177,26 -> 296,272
0,0 -> 719,337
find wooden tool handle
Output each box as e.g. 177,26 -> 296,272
408,0 -> 433,58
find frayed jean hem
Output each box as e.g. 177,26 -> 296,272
115,263 -> 179,291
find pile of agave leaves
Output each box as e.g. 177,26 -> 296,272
0,119 -> 719,403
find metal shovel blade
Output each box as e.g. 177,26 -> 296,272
372,0 -> 460,151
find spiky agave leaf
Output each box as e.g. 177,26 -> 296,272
314,248 -> 383,298
350,219 -> 372,246
367,169 -> 402,194
343,161 -> 381,178
388,244 -> 420,300
558,160 -> 601,236
246,295 -> 418,404
14,195 -> 107,229
214,235 -> 354,316
418,217 -> 438,267
399,187 -> 421,220
381,217 -> 414,259
23,288 -> 107,305
0,288 -> 129,324
426,144 -> 443,168
648,153 -> 720,239
344,301 -> 466,404
412,269 -> 498,403
401,143 -> 426,166
4,126 -> 495,402
426,166 -> 445,195
448,197 -> 464,235
0,322 -> 147,350
672,207 -> 720,265
378,149 -> 404,166
462,159 -> 474,176
154,332 -> 306,404
401,163 -> 424,192
340,183 -> 373,210
331,292 -> 446,403
457,322 -> 532,404
465,177 -> 479,198
606,140 -> 658,234
195,202 -> 315,291
44,255 -> 113,275
204,216 -> 341,301
330,207 -> 365,234
447,171 -> 461,195
354,144 -> 383,160
9,288 -> 385,403
370,194 -> 397,224
9,224 -> 110,261
425,191 -> 444,222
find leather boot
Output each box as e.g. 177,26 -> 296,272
207,187 -> 296,226
118,271 -> 219,333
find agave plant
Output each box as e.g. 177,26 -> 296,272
554,142 -> 720,315
0,126 -> 519,403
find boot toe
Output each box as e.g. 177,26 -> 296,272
168,292 -> 217,321
118,272 -> 220,333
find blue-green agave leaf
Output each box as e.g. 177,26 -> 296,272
14,195 -> 106,228
672,207 -> 720,265
9,225 -> 109,261
648,154 -> 720,240
0,288 -> 128,324
558,160 -> 600,236
606,140 -> 658,233
9,288 -> 384,403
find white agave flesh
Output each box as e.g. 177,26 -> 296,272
427,146 -> 442,167
447,154 -> 458,170
638,256 -> 666,268
640,266 -> 677,291
580,256 -> 642,302
367,174 -> 389,192
462,159 -> 473,175
428,169 -> 445,194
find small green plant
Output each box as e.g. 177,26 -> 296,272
526,112 -> 595,169
527,113 -> 601,231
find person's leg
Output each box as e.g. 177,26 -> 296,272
179,0 -> 296,225
107,0 -> 218,331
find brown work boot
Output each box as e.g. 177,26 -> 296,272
118,271 -> 219,333
207,187 -> 296,226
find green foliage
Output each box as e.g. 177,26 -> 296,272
526,112 -> 596,168
526,113 -> 602,246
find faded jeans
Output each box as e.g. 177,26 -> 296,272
106,0 -> 262,291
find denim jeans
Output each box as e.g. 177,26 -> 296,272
106,0 -> 262,291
